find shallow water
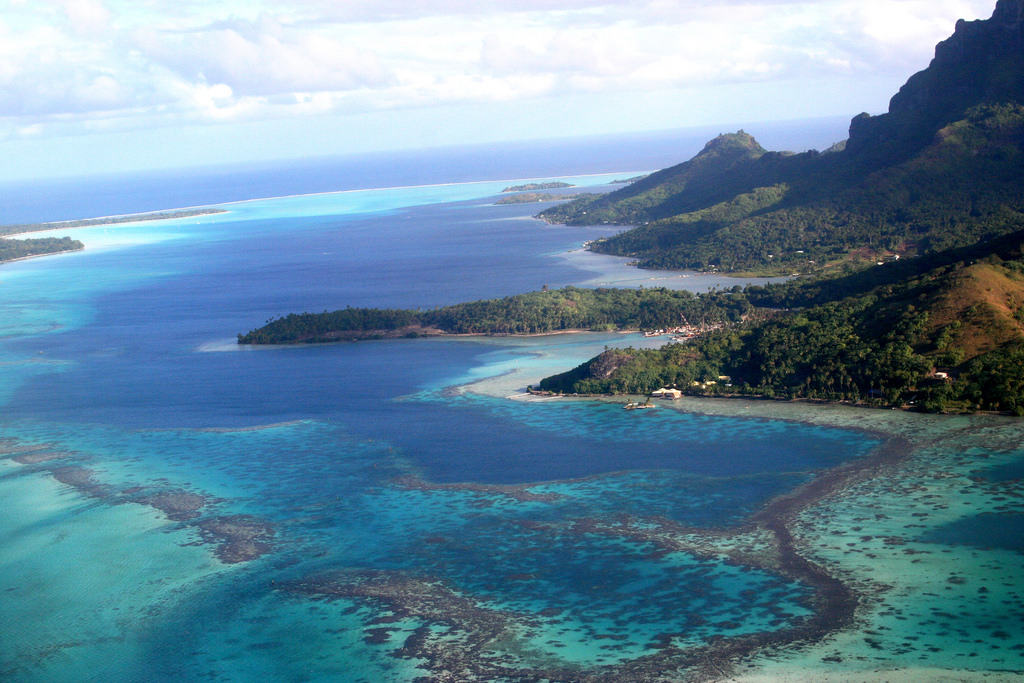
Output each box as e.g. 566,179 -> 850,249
1,138 -> 1021,682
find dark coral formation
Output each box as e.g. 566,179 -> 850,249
1,438 -> 275,564
196,515 -> 277,563
277,428 -> 915,682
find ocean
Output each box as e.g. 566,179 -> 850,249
2,122 -> 1022,683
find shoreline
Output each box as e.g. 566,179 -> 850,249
3,168 -> 651,239
446,369 -> 1024,680
0,246 -> 84,265
237,326 -> 629,345
530,388 -> 1008,416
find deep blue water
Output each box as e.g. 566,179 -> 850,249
0,117 -> 848,224
0,127 -> 880,682
923,513 -> 1024,553
984,456 -> 1024,483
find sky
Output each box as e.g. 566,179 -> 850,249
0,0 -> 998,181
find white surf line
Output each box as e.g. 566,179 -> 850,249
7,169 -> 656,232
2,207 -> 229,235
506,393 -> 561,401
215,170 -> 657,208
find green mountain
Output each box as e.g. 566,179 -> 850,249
538,130 -> 773,227
539,1 -> 1024,276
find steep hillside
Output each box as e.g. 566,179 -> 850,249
539,0 -> 1024,276
924,261 -> 1024,360
849,0 -> 1024,161
538,131 -> 780,226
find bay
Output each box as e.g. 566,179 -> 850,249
0,126 -> 966,683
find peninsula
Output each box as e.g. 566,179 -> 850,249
0,236 -> 84,263
0,207 -> 227,238
237,286 -> 750,343
0,207 -> 227,264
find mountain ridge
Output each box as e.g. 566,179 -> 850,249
848,0 -> 1024,160
538,130 -> 772,227
539,0 -> 1024,276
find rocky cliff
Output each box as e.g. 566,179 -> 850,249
848,0 -> 1024,158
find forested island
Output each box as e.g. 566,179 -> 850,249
0,236 -> 84,263
237,286 -> 751,343
0,207 -> 226,237
240,0 -> 1024,414
0,207 -> 227,264
501,182 -> 573,192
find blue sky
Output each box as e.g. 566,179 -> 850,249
0,0 -> 996,181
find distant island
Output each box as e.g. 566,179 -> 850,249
0,207 -> 227,238
495,192 -> 593,205
500,182 -> 573,192
0,206 -> 227,264
241,0 -> 1024,415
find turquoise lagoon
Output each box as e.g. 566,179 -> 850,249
1,147 -> 1022,682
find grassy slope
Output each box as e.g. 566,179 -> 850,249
926,261 -> 1024,358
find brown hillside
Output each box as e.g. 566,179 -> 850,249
925,262 -> 1024,359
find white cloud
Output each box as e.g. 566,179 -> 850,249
0,0 -> 999,142
59,0 -> 112,36
135,21 -> 394,98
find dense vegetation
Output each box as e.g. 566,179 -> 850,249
237,286 -> 753,344
0,236 -> 83,262
502,182 -> 573,192
539,232 -> 1024,413
242,230 -> 1024,412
